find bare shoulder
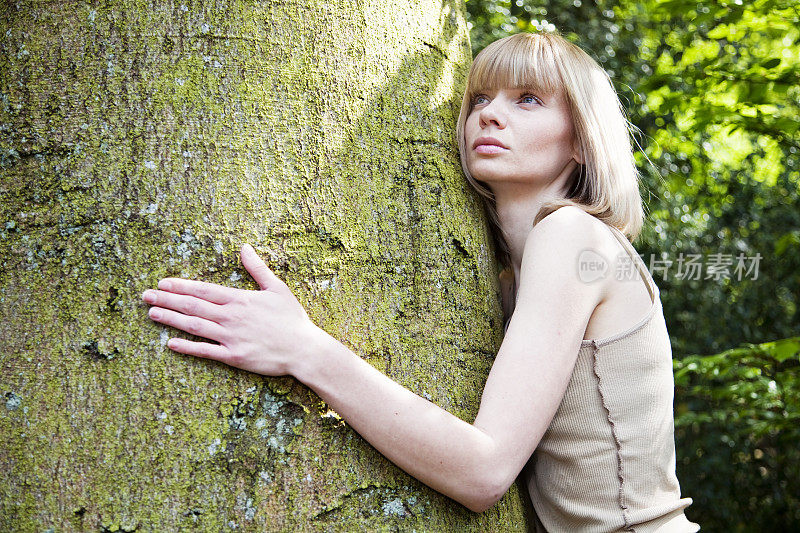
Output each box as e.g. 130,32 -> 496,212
530,206 -> 638,276
523,206 -> 611,256
517,206 -> 614,305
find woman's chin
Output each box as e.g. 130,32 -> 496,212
467,163 -> 500,183
468,171 -> 515,185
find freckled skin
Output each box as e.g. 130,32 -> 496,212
464,88 -> 578,188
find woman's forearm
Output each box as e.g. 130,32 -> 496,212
293,327 -> 503,512
144,232 -> 602,516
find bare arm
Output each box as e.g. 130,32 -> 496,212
142,208 -> 606,512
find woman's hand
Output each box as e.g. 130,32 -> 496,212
141,244 -> 323,376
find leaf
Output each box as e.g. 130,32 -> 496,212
762,58 -> 781,69
707,24 -> 731,39
775,231 -> 800,256
761,337 -> 800,363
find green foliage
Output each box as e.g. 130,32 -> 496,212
674,337 -> 800,530
466,0 -> 800,529
633,0 -> 800,356
466,0 -> 800,354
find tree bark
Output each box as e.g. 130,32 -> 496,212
0,0 -> 532,530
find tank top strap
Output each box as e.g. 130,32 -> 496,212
604,224 -> 658,303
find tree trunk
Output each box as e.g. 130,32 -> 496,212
0,1 -> 532,530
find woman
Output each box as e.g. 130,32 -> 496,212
142,32 -> 700,532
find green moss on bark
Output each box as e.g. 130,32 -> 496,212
0,0 -> 531,530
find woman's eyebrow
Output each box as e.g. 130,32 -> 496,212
515,85 -> 546,94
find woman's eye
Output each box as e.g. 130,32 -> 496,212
473,94 -> 489,106
520,94 -> 541,105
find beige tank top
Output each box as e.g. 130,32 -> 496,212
522,224 -> 700,532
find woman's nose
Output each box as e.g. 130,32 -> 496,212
479,100 -> 507,129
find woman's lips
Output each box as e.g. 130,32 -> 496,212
475,144 -> 508,154
473,137 -> 508,154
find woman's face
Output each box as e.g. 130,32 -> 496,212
464,87 -> 579,188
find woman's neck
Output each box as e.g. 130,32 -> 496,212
493,179 -> 570,281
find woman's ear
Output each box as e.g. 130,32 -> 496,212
572,139 -> 585,165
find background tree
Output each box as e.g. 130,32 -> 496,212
0,1 -> 534,530
466,0 -> 800,529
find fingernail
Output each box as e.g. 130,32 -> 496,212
242,243 -> 253,253
158,280 -> 172,291
149,308 -> 162,319
142,290 -> 156,303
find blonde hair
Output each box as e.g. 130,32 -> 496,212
456,32 -> 644,270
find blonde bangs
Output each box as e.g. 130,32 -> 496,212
466,35 -> 563,101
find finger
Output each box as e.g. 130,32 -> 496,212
166,337 -> 230,361
148,307 -> 227,342
240,244 -> 286,292
142,290 -> 227,323
158,277 -> 237,304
